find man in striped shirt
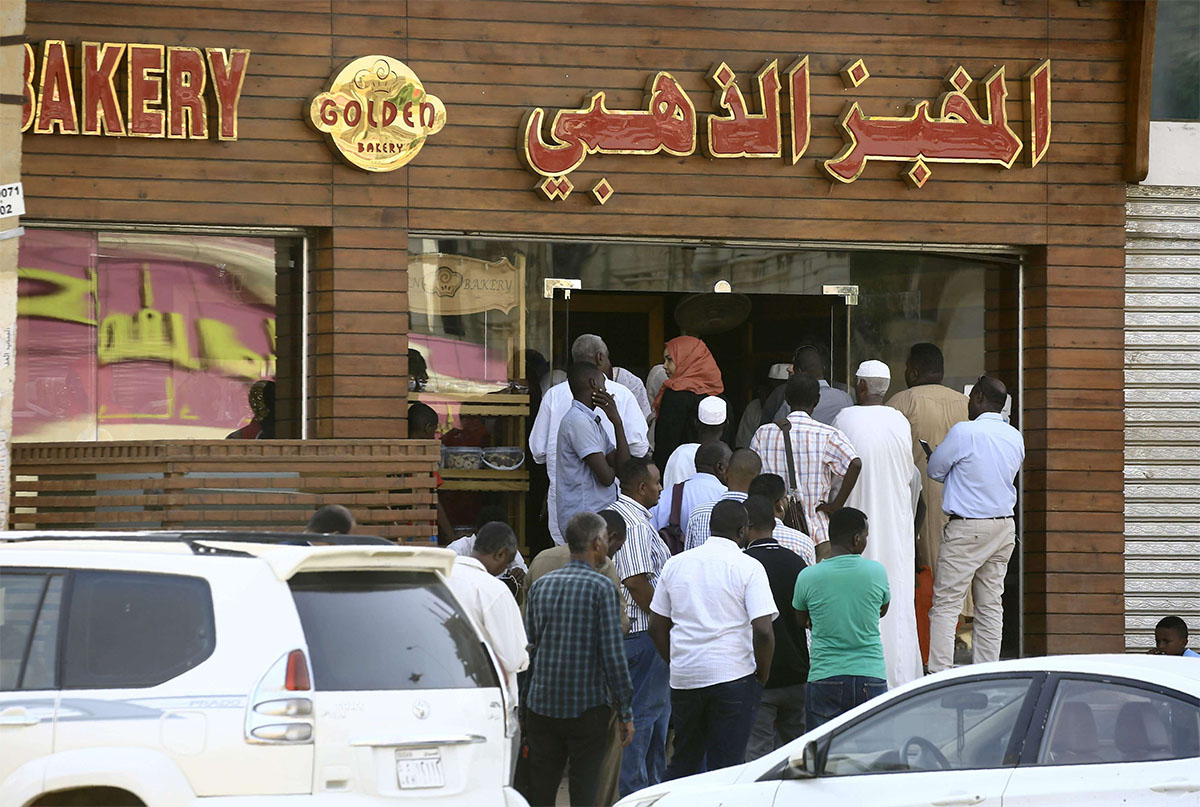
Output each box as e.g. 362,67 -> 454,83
747,473 -> 818,568
683,448 -> 762,551
749,372 -> 861,547
609,456 -> 673,797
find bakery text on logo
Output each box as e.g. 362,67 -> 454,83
308,56 -> 446,172
20,40 -> 249,140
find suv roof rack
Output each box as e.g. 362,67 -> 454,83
0,530 -> 398,555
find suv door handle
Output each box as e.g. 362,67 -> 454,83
1151,782 -> 1200,794
0,708 -> 40,727
931,796 -> 984,807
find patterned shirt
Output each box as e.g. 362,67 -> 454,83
773,519 -> 817,568
683,490 -> 749,551
610,493 -> 672,633
525,559 -> 634,721
750,410 -> 858,544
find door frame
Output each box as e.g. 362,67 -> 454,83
568,293 -> 665,372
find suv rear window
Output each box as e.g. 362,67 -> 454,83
64,570 -> 215,689
289,570 -> 500,691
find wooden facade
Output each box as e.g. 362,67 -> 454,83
18,0 -> 1134,654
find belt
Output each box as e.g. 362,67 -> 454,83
948,514 -> 1013,521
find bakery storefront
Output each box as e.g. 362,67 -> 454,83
10,1 -> 1137,656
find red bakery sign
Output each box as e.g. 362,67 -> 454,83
20,40 -> 250,140
519,57 -> 1051,203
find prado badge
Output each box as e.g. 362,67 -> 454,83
308,55 -> 446,172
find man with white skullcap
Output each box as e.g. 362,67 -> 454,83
660,395 -> 728,490
832,360 -> 924,688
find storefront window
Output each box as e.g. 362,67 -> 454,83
1152,0 -> 1200,120
14,228 -> 304,442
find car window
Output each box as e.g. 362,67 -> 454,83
1038,678 -> 1200,766
289,570 -> 500,691
0,572 -> 63,691
63,570 -> 215,689
823,677 -> 1035,776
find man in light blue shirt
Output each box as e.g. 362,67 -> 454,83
926,375 -> 1024,672
556,362 -> 630,536
652,441 -> 729,533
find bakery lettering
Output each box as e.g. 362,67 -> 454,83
20,40 -> 250,140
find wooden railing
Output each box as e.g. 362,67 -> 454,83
7,440 -> 439,543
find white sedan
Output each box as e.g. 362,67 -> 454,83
617,655 -> 1200,807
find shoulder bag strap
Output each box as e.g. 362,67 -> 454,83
775,417 -> 799,495
670,481 -> 685,527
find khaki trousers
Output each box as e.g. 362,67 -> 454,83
594,708 -> 624,806
928,517 -> 1015,673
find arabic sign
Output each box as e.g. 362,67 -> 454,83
519,57 -> 1050,201
21,40 -> 249,139
408,254 -> 520,316
308,56 -> 446,172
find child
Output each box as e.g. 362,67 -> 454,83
1152,616 -> 1200,657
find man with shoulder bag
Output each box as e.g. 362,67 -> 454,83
751,372 -> 862,557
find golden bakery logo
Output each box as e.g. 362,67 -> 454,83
307,55 -> 446,172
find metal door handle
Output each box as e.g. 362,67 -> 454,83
1151,782 -> 1200,793
931,796 -> 984,806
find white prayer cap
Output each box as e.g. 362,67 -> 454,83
768,363 -> 790,380
856,360 -> 890,380
698,396 -> 727,425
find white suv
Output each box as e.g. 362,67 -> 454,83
0,531 -> 527,807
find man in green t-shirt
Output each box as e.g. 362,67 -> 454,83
793,507 -> 890,729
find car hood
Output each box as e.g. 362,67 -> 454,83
617,764 -> 754,806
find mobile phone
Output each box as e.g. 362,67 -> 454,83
919,439 -> 932,457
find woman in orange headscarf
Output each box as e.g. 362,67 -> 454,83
652,336 -> 724,471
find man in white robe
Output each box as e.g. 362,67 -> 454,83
833,360 -> 923,689
530,335 -> 650,545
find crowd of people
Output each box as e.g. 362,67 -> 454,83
409,334 -> 1026,806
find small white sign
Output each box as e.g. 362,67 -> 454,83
0,183 -> 25,218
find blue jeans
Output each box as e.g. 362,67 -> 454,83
805,675 -> 887,730
618,631 -> 671,797
665,673 -> 763,780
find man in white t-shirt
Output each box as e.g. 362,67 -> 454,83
661,396 -> 727,490
447,522 -> 529,704
649,499 -> 777,778
530,337 -> 650,545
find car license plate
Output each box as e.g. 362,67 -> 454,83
396,748 -> 444,789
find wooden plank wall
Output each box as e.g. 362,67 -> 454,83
18,0 -> 1130,652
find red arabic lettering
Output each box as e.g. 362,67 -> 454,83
1026,59 -> 1052,168
706,60 -> 782,159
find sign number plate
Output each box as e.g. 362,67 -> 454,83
396,748 -> 444,789
0,183 -> 25,218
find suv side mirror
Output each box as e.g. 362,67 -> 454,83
784,740 -> 820,779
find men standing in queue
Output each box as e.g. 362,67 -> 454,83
530,335 -> 649,545
760,345 -> 853,427
683,448 -> 761,551
746,473 -> 817,567
554,362 -> 630,537
887,342 -> 970,656
522,512 -> 635,807
833,360 -> 924,688
649,500 -> 777,777
743,494 -> 810,760
926,375 -> 1025,673
608,456 -> 673,797
751,372 -> 861,547
794,508 -> 890,729
574,333 -> 653,423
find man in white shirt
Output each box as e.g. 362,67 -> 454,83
572,333 -> 653,422
530,337 -> 650,545
652,441 -> 729,535
447,522 -> 530,707
649,500 -> 777,778
448,507 -> 529,583
661,396 -> 728,489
